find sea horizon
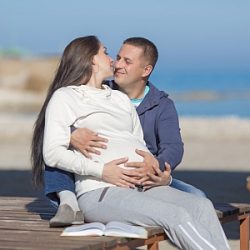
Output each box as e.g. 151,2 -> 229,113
150,70 -> 250,118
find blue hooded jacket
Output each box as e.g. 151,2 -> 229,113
108,81 -> 184,171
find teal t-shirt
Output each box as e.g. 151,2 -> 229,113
130,85 -> 149,107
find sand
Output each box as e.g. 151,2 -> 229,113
1,112 -> 250,171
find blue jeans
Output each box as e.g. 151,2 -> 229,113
170,178 -> 206,197
44,166 -> 75,207
44,166 -> 206,207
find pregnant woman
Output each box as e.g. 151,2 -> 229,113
31,36 -> 230,250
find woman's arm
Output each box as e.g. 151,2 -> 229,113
43,89 -> 104,178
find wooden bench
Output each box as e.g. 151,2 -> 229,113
0,197 -> 249,250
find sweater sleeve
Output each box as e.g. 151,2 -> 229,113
156,98 -> 184,171
43,90 -> 104,178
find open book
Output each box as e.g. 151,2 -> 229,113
61,221 -> 148,239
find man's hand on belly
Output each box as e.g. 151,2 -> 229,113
142,162 -> 172,190
125,149 -> 157,181
70,127 -> 108,158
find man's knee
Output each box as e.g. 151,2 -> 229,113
171,178 -> 206,198
187,186 -> 206,198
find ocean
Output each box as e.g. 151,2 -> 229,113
151,70 -> 250,118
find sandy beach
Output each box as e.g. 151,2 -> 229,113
1,113 -> 250,171
0,58 -> 249,249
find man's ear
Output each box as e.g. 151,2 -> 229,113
142,65 -> 153,78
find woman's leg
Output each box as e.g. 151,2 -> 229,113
144,186 -> 230,249
78,187 -> 229,250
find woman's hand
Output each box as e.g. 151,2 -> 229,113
102,157 -> 141,188
142,162 -> 172,190
70,128 -> 108,158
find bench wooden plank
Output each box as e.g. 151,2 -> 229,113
0,228 -> 124,250
214,202 -> 240,217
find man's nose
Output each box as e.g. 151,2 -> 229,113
114,59 -> 123,68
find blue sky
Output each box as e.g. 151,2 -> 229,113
0,0 -> 250,72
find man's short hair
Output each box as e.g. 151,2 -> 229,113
123,37 -> 158,68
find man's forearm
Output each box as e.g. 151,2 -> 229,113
156,142 -> 184,171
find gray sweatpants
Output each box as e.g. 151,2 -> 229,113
78,186 -> 230,250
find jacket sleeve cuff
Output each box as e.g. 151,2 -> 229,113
156,156 -> 166,171
157,156 -> 175,171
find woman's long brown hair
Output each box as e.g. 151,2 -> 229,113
31,36 -> 100,187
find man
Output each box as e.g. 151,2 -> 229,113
71,37 -> 205,193
45,37 -> 205,227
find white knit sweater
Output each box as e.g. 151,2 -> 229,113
43,84 -> 149,196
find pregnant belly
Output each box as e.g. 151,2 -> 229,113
91,135 -> 149,165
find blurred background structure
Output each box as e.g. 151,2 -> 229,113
0,1 -> 249,248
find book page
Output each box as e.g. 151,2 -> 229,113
61,222 -> 105,236
105,221 -> 148,239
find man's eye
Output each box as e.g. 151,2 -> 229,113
104,51 -> 109,55
125,59 -> 131,64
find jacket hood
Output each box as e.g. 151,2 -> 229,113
136,81 -> 169,115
